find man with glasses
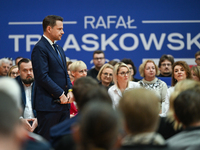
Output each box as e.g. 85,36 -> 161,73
87,50 -> 105,80
195,51 -> 200,66
158,54 -> 174,77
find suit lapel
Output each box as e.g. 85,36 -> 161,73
42,37 -> 65,70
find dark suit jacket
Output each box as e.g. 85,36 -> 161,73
15,76 -> 36,117
31,36 -> 72,112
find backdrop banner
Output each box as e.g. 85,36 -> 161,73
1,0 -> 200,79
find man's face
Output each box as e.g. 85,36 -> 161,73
195,55 -> 200,66
19,62 -> 34,85
0,62 -> 10,76
93,53 -> 105,70
49,20 -> 64,42
159,60 -> 172,76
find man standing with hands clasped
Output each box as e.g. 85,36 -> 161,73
31,15 -> 73,141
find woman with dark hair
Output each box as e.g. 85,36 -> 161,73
121,58 -> 140,81
162,61 -> 191,116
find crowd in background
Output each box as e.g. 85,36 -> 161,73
0,50 -> 200,150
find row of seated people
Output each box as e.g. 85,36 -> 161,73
2,77 -> 200,150
1,56 -> 200,129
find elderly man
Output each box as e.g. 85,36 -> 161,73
0,58 -> 10,76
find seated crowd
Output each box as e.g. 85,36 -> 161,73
0,50 -> 200,150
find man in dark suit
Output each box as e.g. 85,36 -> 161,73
16,58 -> 38,133
31,15 -> 73,140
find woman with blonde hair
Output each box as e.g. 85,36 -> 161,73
190,66 -> 200,81
138,60 -> 168,114
108,62 -> 140,107
97,63 -> 114,90
7,65 -> 19,78
69,60 -> 88,117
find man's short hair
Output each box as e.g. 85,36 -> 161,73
119,88 -> 160,134
18,58 -> 31,70
0,58 -> 10,66
174,86 -> 200,127
93,50 -> 105,58
43,15 -> 63,32
158,54 -> 174,67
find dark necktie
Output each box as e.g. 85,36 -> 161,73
53,44 -> 62,62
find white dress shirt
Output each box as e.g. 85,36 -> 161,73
23,83 -> 35,119
108,81 -> 140,108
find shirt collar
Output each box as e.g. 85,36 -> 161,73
43,34 -> 55,45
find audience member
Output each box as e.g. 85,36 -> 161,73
108,62 -> 140,107
0,58 -> 10,76
158,54 -> 174,77
138,60 -> 168,114
167,85 -> 200,149
157,79 -> 199,140
162,61 -> 191,116
16,58 -> 37,133
119,88 -> 169,150
97,63 -> 114,89
195,51 -> 200,66
69,60 -> 87,117
74,101 -> 121,150
0,77 -> 51,150
0,89 -> 27,150
87,50 -> 105,80
8,65 -> 19,78
121,58 -> 140,81
190,65 -> 200,81
31,15 -> 73,141
15,56 -> 23,66
70,60 -> 87,84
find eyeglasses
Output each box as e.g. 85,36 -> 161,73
78,69 -> 88,74
11,72 -> 18,75
93,57 -> 105,60
196,58 -> 200,61
102,72 -> 113,77
161,63 -> 171,67
118,71 -> 130,76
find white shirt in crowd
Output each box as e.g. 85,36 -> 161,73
108,81 -> 140,108
23,83 -> 35,119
